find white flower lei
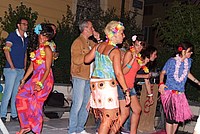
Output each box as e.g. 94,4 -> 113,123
174,54 -> 188,83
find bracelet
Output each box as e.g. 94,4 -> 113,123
20,80 -> 25,84
3,46 -> 11,52
147,93 -> 153,97
194,78 -> 199,83
123,88 -> 130,97
36,81 -> 44,89
126,64 -> 132,69
158,82 -> 164,87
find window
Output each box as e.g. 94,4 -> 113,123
133,0 -> 143,10
144,26 -> 154,45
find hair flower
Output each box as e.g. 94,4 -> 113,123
132,35 -> 137,42
34,24 -> 42,35
178,46 -> 183,52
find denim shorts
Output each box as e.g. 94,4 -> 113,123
117,85 -> 136,100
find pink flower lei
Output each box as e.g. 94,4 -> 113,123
174,54 -> 188,82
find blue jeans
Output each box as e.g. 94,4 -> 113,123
1,68 -> 24,118
68,77 -> 91,133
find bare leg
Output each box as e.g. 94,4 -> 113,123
98,108 -> 120,134
172,123 -> 178,134
166,123 -> 173,134
130,96 -> 141,134
119,100 -> 130,126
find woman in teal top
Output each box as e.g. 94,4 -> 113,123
85,21 -> 130,134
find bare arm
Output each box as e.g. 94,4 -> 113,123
4,43 -> 15,69
122,50 -> 136,74
188,72 -> 200,85
84,45 -> 97,63
112,49 -> 130,105
19,62 -> 34,89
112,49 -> 128,90
144,78 -> 154,104
21,62 -> 33,82
136,73 -> 151,79
40,46 -> 53,83
158,70 -> 167,94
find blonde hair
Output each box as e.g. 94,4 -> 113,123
104,21 -> 125,38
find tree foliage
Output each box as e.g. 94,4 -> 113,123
0,2 -> 38,33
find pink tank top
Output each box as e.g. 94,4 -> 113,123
124,60 -> 140,88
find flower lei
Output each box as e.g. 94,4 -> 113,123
44,41 -> 56,52
130,46 -> 149,73
30,44 -> 47,65
174,54 -> 188,82
108,40 -> 118,48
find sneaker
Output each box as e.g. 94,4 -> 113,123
10,116 -> 19,122
77,130 -> 91,134
120,127 -> 130,134
1,117 -> 6,123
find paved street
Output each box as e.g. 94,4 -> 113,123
1,117 -> 97,134
0,112 -> 192,134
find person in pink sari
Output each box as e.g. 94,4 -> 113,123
16,23 -> 54,134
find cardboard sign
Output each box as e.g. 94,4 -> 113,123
138,84 -> 159,132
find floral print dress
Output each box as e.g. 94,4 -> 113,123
16,44 -> 54,134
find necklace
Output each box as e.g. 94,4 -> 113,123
130,46 -> 149,73
30,44 -> 46,65
174,54 -> 188,82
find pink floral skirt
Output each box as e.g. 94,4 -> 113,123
90,78 -> 119,109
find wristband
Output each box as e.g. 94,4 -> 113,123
36,81 -> 44,89
126,64 -> 132,69
158,82 -> 164,87
3,46 -> 11,52
20,80 -> 25,84
147,93 -> 153,97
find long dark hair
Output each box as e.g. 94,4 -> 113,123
141,45 -> 157,70
28,23 -> 54,52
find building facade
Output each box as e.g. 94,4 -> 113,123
0,0 -> 144,31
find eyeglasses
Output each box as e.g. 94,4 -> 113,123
20,23 -> 28,26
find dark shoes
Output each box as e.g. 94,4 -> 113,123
1,117 -> 6,123
10,116 -> 19,122
1,116 -> 18,123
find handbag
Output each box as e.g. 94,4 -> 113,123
46,90 -> 65,107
